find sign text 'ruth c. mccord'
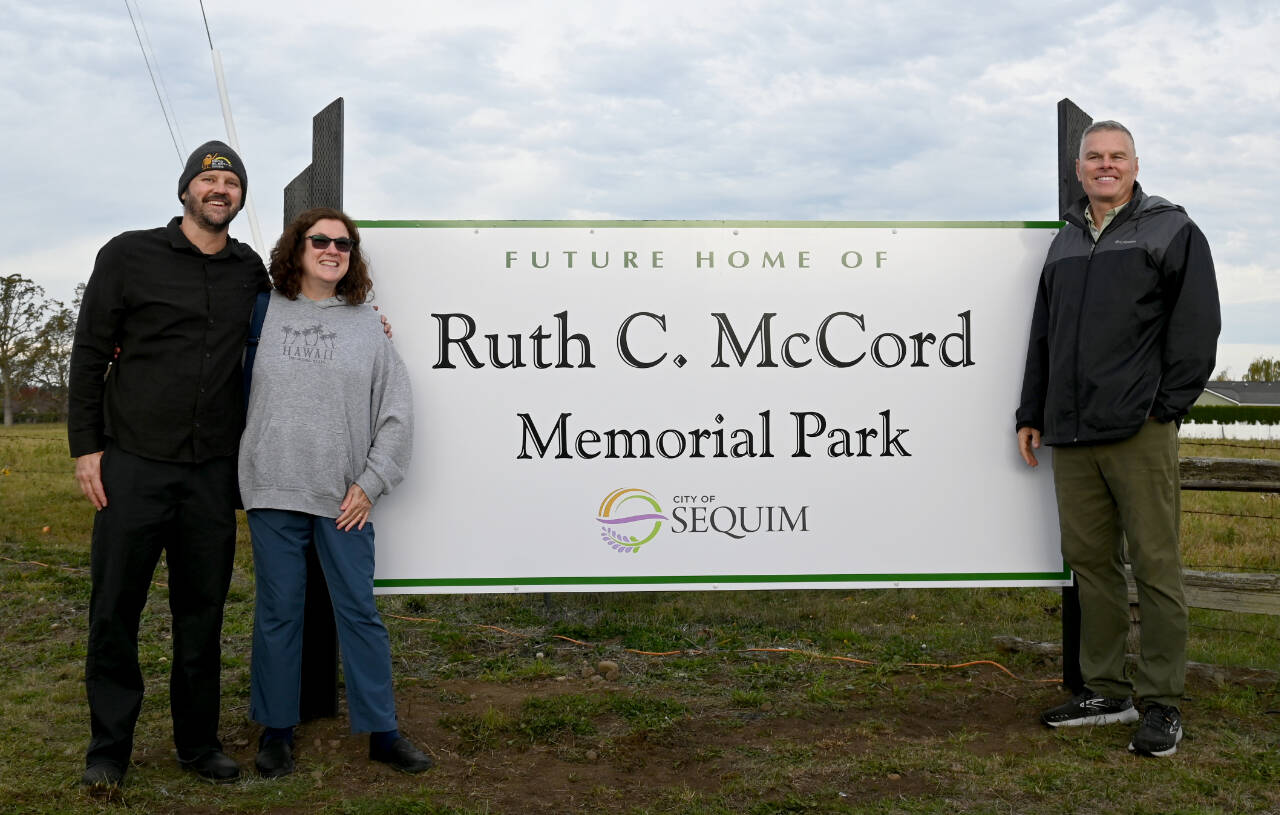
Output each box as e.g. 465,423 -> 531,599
428,245 -> 974,461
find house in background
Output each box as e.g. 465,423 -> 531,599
1196,381 -> 1280,406
12,385 -> 66,423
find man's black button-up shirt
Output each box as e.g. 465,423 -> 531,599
69,217 -> 269,462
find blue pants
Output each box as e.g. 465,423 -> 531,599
248,509 -> 397,733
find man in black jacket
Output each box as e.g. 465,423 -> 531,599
69,141 -> 265,790
1016,120 -> 1219,757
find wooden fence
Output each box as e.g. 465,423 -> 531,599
1153,456 -> 1280,617
1179,456 -> 1280,494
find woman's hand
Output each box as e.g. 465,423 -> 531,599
336,484 -> 372,531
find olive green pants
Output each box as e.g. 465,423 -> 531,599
1051,419 -> 1186,708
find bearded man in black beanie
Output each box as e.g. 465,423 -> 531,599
68,140 -> 266,790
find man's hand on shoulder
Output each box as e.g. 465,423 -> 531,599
373,305 -> 392,339
75,451 -> 108,510
1017,427 -> 1042,468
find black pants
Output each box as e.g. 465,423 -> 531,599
84,444 -> 238,769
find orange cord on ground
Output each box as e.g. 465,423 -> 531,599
385,613 -> 1060,683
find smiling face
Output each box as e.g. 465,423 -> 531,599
181,169 -> 243,232
1076,128 -> 1138,216
299,218 -> 351,300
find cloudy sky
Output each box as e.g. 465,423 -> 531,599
3,0 -> 1277,375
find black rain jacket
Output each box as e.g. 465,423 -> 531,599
1016,183 -> 1220,446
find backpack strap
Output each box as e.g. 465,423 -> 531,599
243,290 -> 271,413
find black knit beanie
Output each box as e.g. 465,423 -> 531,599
178,140 -> 248,202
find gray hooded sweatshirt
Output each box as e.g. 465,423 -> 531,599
238,291 -> 413,518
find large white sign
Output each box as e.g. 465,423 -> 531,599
359,222 -> 1065,593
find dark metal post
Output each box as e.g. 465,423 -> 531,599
1061,576 -> 1084,693
283,98 -> 345,720
1057,98 -> 1090,220
1056,97 -> 1090,693
283,97 -> 344,225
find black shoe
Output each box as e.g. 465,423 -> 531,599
80,762 -> 124,796
255,739 -> 295,778
1041,688 -> 1140,727
370,737 -> 434,774
179,750 -> 241,783
1128,703 -> 1183,757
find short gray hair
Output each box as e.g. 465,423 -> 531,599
1079,120 -> 1136,158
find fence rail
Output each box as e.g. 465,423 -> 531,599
1127,567 -> 1280,617
1173,456 -> 1279,617
1179,456 -> 1280,492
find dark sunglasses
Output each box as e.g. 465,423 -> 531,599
306,234 -> 356,252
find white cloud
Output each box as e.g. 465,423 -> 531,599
2,0 -> 1276,338
1217,262 -> 1280,305
0,236 -> 104,307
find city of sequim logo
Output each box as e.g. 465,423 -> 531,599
596,488 -> 667,554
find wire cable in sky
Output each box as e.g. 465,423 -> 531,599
131,0 -> 185,156
198,0 -> 214,49
123,0 -> 184,166
197,0 -> 266,255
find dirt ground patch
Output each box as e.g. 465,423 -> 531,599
154,667 -> 1084,814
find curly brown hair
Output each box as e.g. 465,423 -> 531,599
269,207 -> 373,304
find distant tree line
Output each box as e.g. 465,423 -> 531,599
1215,357 -> 1280,383
0,274 -> 82,426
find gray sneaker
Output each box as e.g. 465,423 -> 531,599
1128,703 -> 1183,757
1041,688 -> 1140,727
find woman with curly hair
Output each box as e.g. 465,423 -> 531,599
238,207 -> 431,777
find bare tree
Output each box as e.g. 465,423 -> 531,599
25,283 -> 84,421
0,274 -> 51,426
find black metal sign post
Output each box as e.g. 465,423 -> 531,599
1056,97 -> 1090,693
283,97 -> 345,720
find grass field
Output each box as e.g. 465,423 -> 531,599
1,424 -> 1278,814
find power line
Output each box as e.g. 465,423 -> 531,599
123,0 -> 183,166
197,0 -> 266,256
198,0 -> 214,49
131,0 -> 185,156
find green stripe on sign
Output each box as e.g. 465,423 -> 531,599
356,220 -> 1064,230
375,568 -> 1072,588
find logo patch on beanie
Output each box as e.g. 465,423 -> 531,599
201,153 -> 235,171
